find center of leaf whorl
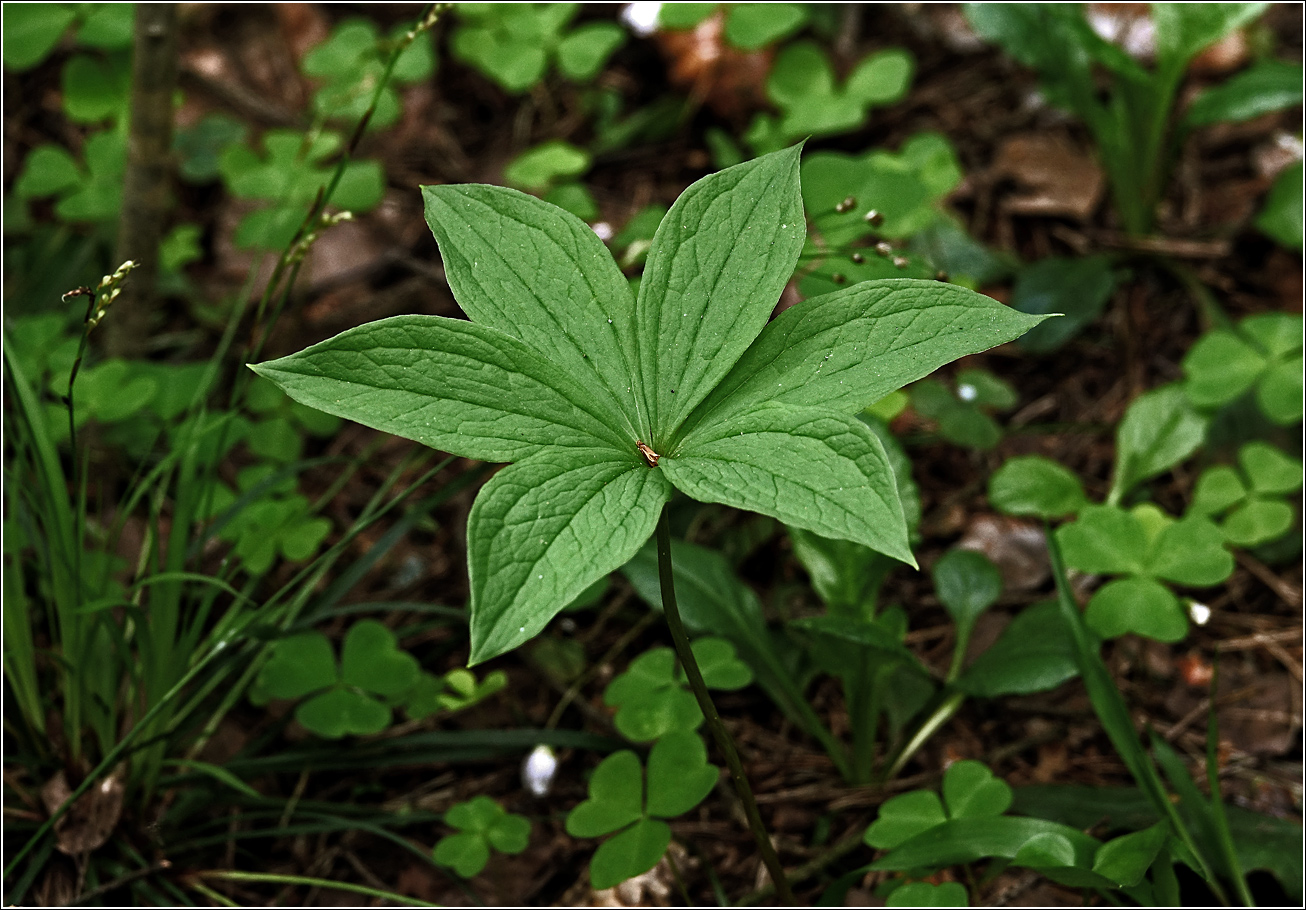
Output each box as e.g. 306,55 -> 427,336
636,440 -> 661,468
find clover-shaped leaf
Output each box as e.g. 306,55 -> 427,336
865,790 -> 948,850
604,638 -> 751,742
567,732 -> 718,889
433,796 -> 531,878
932,550 -> 1002,651
252,145 -> 1045,665
1057,504 -> 1232,641
911,369 -> 1017,451
303,19 -> 434,131
1111,384 -> 1208,503
1190,442 -> 1302,547
451,4 -> 623,93
942,760 -> 1012,820
253,620 -> 419,738
1183,313 -> 1303,426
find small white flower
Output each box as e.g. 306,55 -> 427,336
522,744 -> 558,797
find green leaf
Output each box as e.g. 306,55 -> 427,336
249,314 -> 627,464
1183,328 -> 1264,408
566,750 -> 645,838
1147,516 -> 1233,586
76,4 -> 134,48
959,601 -> 1080,697
888,881 -> 969,907
943,761 -> 1012,819
339,620 -> 420,697
1012,831 -> 1078,869
543,183 -> 599,221
1223,499 -> 1295,547
1256,161 -> 1304,252
1057,505 -> 1149,576
295,687 -> 391,738
433,831 -> 490,877
1085,576 -> 1187,642
871,816 -> 1100,871
502,141 -> 591,190
1185,58 -> 1303,127
932,550 -> 1002,640
666,403 -> 913,565
421,183 -> 640,434
689,637 -> 752,690
1153,3 -> 1268,76
989,456 -> 1087,518
1240,441 -> 1303,495
645,731 -> 718,818
1092,822 -> 1168,887
636,146 -> 805,438
259,632 -> 337,700
846,49 -> 914,105
487,813 -> 531,854
555,22 -> 624,81
3,3 -> 77,70
864,790 -> 947,850
1111,385 -> 1207,503
659,3 -> 716,29
1190,465 -> 1247,516
724,3 -> 808,50
1012,255 -> 1116,352
61,53 -> 130,122
14,145 -> 82,198
589,817 -> 672,890
683,280 -> 1046,434
467,449 -> 670,664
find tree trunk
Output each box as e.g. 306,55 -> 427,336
107,3 -> 178,358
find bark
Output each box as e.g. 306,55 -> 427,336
107,3 -> 178,358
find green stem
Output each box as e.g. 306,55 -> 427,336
882,690 -> 965,784
655,508 -> 795,905
189,871 -> 437,908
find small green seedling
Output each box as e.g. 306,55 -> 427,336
433,796 -> 531,878
1183,312 -> 1304,426
1057,503 -> 1233,642
910,369 -> 1018,450
1189,441 -> 1303,547
966,3 -> 1299,236
302,18 -> 435,131
14,132 -> 126,224
2,3 -> 133,71
404,667 -> 508,719
218,129 -> 383,250
451,3 -> 624,93
748,41 -> 914,154
565,731 -> 719,889
604,637 -> 752,742
251,145 -> 1045,666
251,619 -> 418,737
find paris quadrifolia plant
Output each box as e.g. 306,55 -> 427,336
251,144 -> 1046,896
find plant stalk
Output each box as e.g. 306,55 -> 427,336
655,507 -> 795,905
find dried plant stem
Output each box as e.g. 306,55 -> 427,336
655,507 -> 796,905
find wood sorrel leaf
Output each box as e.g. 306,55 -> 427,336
637,145 -> 806,439
467,448 -> 670,663
421,184 -> 644,437
666,402 -> 915,565
250,314 -> 625,463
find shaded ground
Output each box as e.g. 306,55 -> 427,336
6,3 -> 1302,906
